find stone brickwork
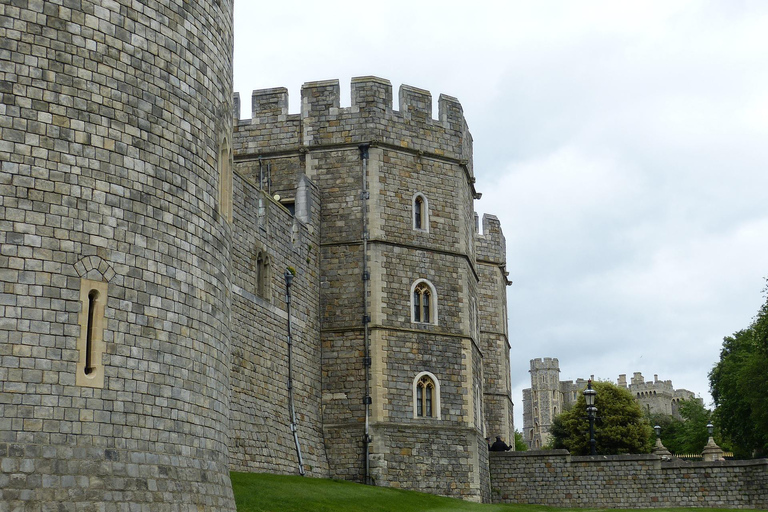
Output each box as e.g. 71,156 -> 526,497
232,77 -> 512,501
523,358 -> 568,449
2,1 -> 512,501
476,215 -> 513,445
490,450 -> 768,508
1,1 -> 236,510
228,168 -> 329,476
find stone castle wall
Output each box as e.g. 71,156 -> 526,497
2,0 -> 514,501
476,215 -> 513,444
621,372 -> 697,417
490,451 -> 768,509
231,77 -> 511,501
227,168 -> 330,476
0,1 -> 237,510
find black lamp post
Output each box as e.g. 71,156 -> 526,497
654,425 -> 661,438
584,380 -> 597,455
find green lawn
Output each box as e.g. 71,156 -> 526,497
230,472 -> 744,512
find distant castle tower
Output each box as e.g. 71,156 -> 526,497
523,358 -> 563,448
523,360 -> 699,449
1,1 -> 237,509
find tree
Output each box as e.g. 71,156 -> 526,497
650,399 -> 712,455
709,283 -> 768,458
513,430 -> 528,451
551,380 -> 653,455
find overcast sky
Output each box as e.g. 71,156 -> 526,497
233,1 -> 768,429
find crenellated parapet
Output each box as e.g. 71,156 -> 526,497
476,214 -> 507,270
234,77 -> 473,174
530,358 -> 560,371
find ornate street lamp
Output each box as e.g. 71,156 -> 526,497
584,380 -> 597,455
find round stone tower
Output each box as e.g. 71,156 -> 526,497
0,1 -> 236,509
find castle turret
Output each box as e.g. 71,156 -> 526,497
476,215 -> 513,444
1,1 -> 236,509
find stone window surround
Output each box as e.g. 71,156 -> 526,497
412,192 -> 429,232
411,279 -> 438,325
413,371 -> 441,420
76,279 -> 108,388
219,137 -> 233,222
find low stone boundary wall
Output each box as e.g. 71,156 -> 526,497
490,450 -> 768,509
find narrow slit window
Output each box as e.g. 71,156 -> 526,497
218,140 -> 233,222
84,290 -> 98,375
412,193 -> 429,232
76,279 -> 108,388
414,196 -> 423,229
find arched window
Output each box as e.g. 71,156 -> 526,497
413,372 -> 441,419
411,280 -> 437,324
412,193 -> 429,232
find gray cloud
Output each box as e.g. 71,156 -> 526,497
234,0 -> 768,428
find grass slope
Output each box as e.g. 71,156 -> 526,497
230,472 -> 741,512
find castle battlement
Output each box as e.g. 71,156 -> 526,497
530,357 -> 560,371
476,214 -> 507,268
234,77 -> 473,172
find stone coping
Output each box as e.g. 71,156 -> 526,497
490,450 -> 768,469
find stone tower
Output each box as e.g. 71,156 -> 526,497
231,77 -> 512,501
0,1 -> 236,509
476,215 -> 514,444
523,358 -> 563,449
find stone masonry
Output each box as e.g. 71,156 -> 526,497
231,77 -> 513,501
1,1 -> 237,510
490,450 -> 768,509
1,0 -> 514,503
2,1 -> 764,507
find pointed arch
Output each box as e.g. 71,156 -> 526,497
410,279 -> 437,325
413,371 -> 441,419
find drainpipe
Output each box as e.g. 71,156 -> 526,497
359,143 -> 372,485
285,269 -> 305,476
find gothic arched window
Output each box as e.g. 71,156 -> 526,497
411,280 -> 437,325
413,372 -> 441,419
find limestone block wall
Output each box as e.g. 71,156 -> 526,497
490,451 -> 768,509
1,1 -> 236,509
232,77 -> 494,500
475,215 -> 513,444
228,167 -> 329,476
